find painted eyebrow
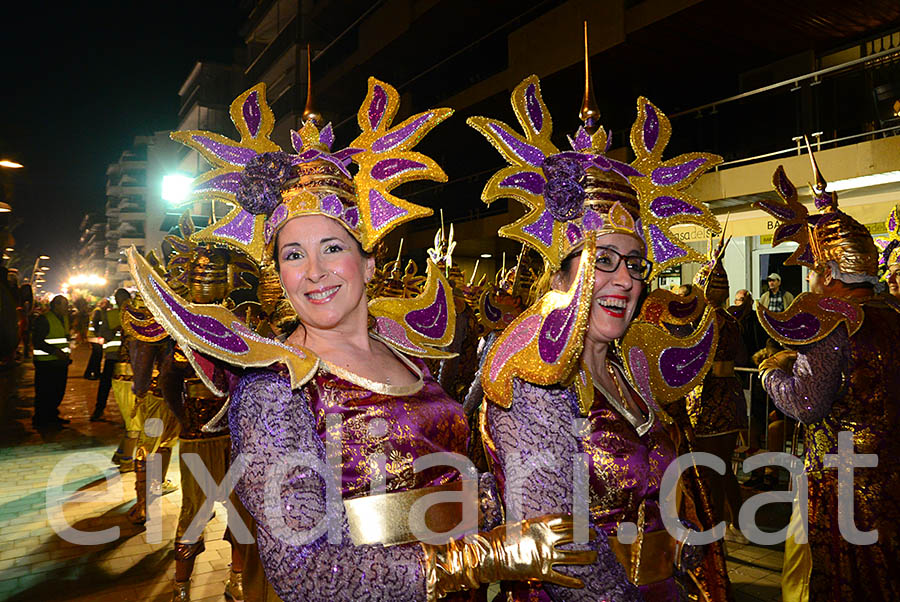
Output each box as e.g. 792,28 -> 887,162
597,244 -> 642,257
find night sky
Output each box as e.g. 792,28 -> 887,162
0,2 -> 246,290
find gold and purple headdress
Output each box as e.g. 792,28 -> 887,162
755,144 -> 879,280
466,72 -> 721,275
693,228 -> 731,300
170,80 -> 452,263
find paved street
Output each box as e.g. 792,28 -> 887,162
0,344 -> 785,601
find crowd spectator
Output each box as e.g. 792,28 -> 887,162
758,272 -> 794,312
31,295 -> 71,429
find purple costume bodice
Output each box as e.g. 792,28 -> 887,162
483,373 -> 679,601
229,358 -> 473,602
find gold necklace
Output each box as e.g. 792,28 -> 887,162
605,359 -> 629,407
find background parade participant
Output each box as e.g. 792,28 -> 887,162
755,153 -> 900,601
469,66 -> 725,600
131,81 -> 595,602
90,288 -> 130,421
31,295 -> 71,429
876,204 -> 900,298
687,235 -> 748,544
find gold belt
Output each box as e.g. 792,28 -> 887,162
711,360 -> 735,377
343,480 -> 478,547
608,529 -> 677,586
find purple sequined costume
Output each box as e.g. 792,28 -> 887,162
764,299 -> 900,601
230,356 -> 492,602
482,370 -> 680,601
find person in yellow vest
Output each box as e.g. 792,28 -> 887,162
31,295 -> 71,429
90,288 -> 130,421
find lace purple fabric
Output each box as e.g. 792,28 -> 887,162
763,327 -> 848,424
485,379 -> 642,601
229,370 -> 428,601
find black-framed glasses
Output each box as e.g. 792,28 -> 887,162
594,247 -> 653,281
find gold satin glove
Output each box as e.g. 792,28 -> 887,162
421,513 -> 596,601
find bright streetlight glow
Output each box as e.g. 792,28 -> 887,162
38,255 -> 49,260
162,174 -> 193,204
67,274 -> 108,287
40,266 -> 50,271
480,253 -> 492,258
0,160 -> 23,169
0,202 -> 10,213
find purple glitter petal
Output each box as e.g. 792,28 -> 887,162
648,224 -> 687,263
374,317 -> 426,353
483,294 -> 502,323
213,209 -> 256,245
368,84 -> 388,130
371,158 -> 427,181
343,206 -> 359,228
817,297 -> 859,322
890,211 -> 898,232
649,196 -> 704,219
489,315 -> 541,382
651,157 -> 708,187
642,103 -> 659,152
297,149 -> 321,162
150,279 -> 249,354
658,320 -> 715,388
762,311 -> 821,341
487,123 -> 545,167
191,135 -> 257,166
571,127 -> 591,151
628,347 -> 654,403
608,158 -> 644,179
667,296 -> 698,319
243,91 -> 262,138
320,123 -> 334,150
566,222 -> 582,245
774,168 -> 796,199
524,83 -> 543,133
773,222 -> 804,245
522,210 -> 555,247
372,113 -> 432,153
538,277 -> 581,363
291,130 -> 304,152
194,172 -> 241,195
368,189 -> 407,230
333,148 -> 364,162
582,209 -> 603,232
404,281 -> 449,339
320,194 -> 343,216
499,171 -> 545,195
755,199 -> 795,221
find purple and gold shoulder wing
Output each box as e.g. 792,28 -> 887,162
621,305 -> 719,407
121,301 -> 168,343
126,247 -> 318,393
481,233 -> 595,407
369,258 -> 457,359
757,292 -> 864,346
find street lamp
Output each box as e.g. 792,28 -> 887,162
39,255 -> 49,260
0,160 -> 23,169
162,174 -> 193,204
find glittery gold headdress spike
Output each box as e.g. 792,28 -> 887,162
693,215 -> 731,296
467,67 -> 721,275
579,21 -> 601,136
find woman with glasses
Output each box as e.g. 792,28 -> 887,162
467,73 -> 724,601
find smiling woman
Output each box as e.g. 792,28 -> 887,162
140,81 -> 597,602
469,72 -> 728,601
